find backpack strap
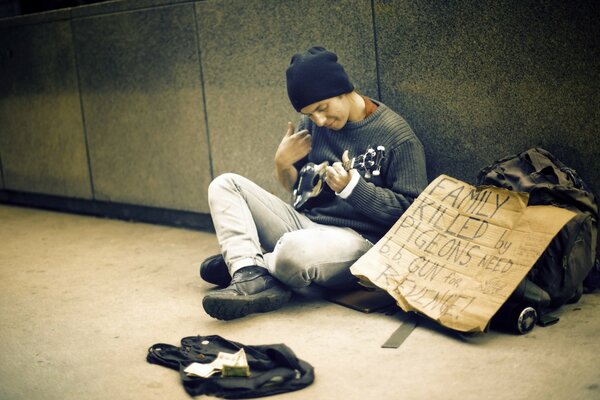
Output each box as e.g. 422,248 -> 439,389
262,344 -> 304,371
147,343 -> 191,370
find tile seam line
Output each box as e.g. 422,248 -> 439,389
192,2 -> 215,181
371,0 -> 383,102
70,16 -> 96,199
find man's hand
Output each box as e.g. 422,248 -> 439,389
325,150 -> 354,193
275,122 -> 311,192
275,122 -> 312,169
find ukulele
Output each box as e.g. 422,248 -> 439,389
292,146 -> 385,210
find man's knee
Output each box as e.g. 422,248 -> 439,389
208,173 -> 241,200
271,228 -> 369,289
272,232 -> 312,287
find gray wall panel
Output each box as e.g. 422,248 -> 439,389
0,21 -> 92,198
1,0 -> 599,215
196,0 -> 378,200
73,4 -> 211,212
375,0 -> 600,197
0,156 -> 4,189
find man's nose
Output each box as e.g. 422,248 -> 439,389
312,112 -> 326,126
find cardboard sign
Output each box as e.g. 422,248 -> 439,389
350,175 -> 575,332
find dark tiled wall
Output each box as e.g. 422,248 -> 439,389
0,17 -> 92,198
375,0 -> 600,188
72,3 -> 210,212
195,0 -> 377,199
0,0 -> 598,214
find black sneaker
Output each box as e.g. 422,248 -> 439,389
202,266 -> 291,320
199,255 -> 232,287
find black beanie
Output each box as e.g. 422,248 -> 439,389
286,46 -> 354,112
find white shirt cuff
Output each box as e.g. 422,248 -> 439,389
337,170 -> 360,199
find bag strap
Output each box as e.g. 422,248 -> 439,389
147,343 -> 193,370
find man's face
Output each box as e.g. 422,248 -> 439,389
300,94 -> 350,131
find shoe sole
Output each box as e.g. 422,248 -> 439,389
202,287 -> 292,321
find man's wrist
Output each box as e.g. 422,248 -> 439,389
336,170 -> 360,199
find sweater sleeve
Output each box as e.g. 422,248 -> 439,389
292,116 -> 311,172
344,136 -> 428,225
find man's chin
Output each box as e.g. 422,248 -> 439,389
327,121 -> 343,131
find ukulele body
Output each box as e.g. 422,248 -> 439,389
292,161 -> 329,209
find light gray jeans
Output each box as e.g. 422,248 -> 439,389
208,173 -> 373,289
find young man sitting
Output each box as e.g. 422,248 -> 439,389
200,46 -> 428,320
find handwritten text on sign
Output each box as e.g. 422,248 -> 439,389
350,175 -> 574,332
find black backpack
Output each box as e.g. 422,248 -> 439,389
147,335 -> 314,398
477,148 -> 599,308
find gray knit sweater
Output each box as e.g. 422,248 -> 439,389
296,99 -> 428,243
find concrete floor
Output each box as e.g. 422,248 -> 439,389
0,204 -> 599,400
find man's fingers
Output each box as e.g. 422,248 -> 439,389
294,129 -> 310,137
325,166 -> 336,179
341,150 -> 350,163
286,121 -> 294,136
301,132 -> 312,146
332,162 -> 346,175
